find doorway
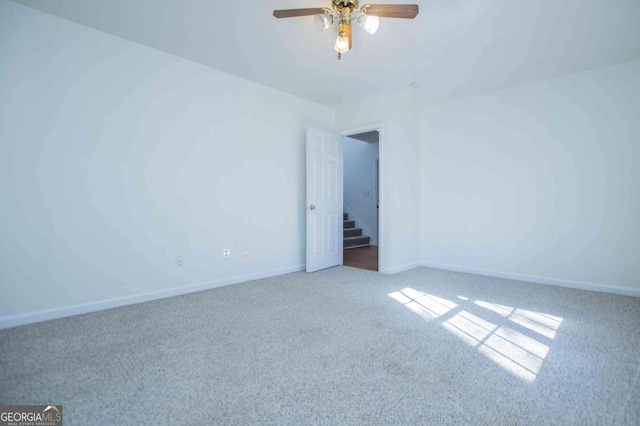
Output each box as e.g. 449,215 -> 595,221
342,128 -> 380,272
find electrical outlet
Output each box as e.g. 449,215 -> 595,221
223,249 -> 230,258
176,255 -> 184,267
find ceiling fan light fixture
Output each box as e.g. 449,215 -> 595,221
335,21 -> 352,59
334,31 -> 350,54
358,14 -> 379,34
314,13 -> 334,31
343,22 -> 353,49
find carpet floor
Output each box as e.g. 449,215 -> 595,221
1,266 -> 639,425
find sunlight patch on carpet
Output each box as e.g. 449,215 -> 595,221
388,288 -> 457,321
389,288 -> 563,382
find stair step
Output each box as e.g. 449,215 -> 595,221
343,213 -> 348,220
344,235 -> 371,249
344,228 -> 363,238
343,220 -> 355,229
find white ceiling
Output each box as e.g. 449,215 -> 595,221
11,0 -> 640,106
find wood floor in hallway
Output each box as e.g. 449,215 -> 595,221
343,245 -> 378,272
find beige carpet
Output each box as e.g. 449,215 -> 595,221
1,266 -> 639,425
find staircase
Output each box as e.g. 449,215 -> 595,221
343,213 -> 371,249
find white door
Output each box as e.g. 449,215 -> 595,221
306,127 -> 343,272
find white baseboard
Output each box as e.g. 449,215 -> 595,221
380,262 -> 422,275
6,261 -> 634,330
0,264 -> 305,330
420,261 -> 640,298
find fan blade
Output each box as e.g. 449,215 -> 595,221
273,8 -> 326,18
362,4 -> 419,18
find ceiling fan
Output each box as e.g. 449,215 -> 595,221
274,1 -> 419,59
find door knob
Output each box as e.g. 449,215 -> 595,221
309,204 -> 316,210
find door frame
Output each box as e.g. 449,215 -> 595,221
340,122 -> 384,272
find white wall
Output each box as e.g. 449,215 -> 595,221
2,3 -> 637,330
343,136 -> 378,244
0,1 -> 334,327
335,91 -> 422,273
420,60 -> 640,296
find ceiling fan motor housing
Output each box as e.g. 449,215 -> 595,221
333,0 -> 358,23
333,0 -> 359,10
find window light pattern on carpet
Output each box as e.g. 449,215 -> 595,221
389,288 -> 563,382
